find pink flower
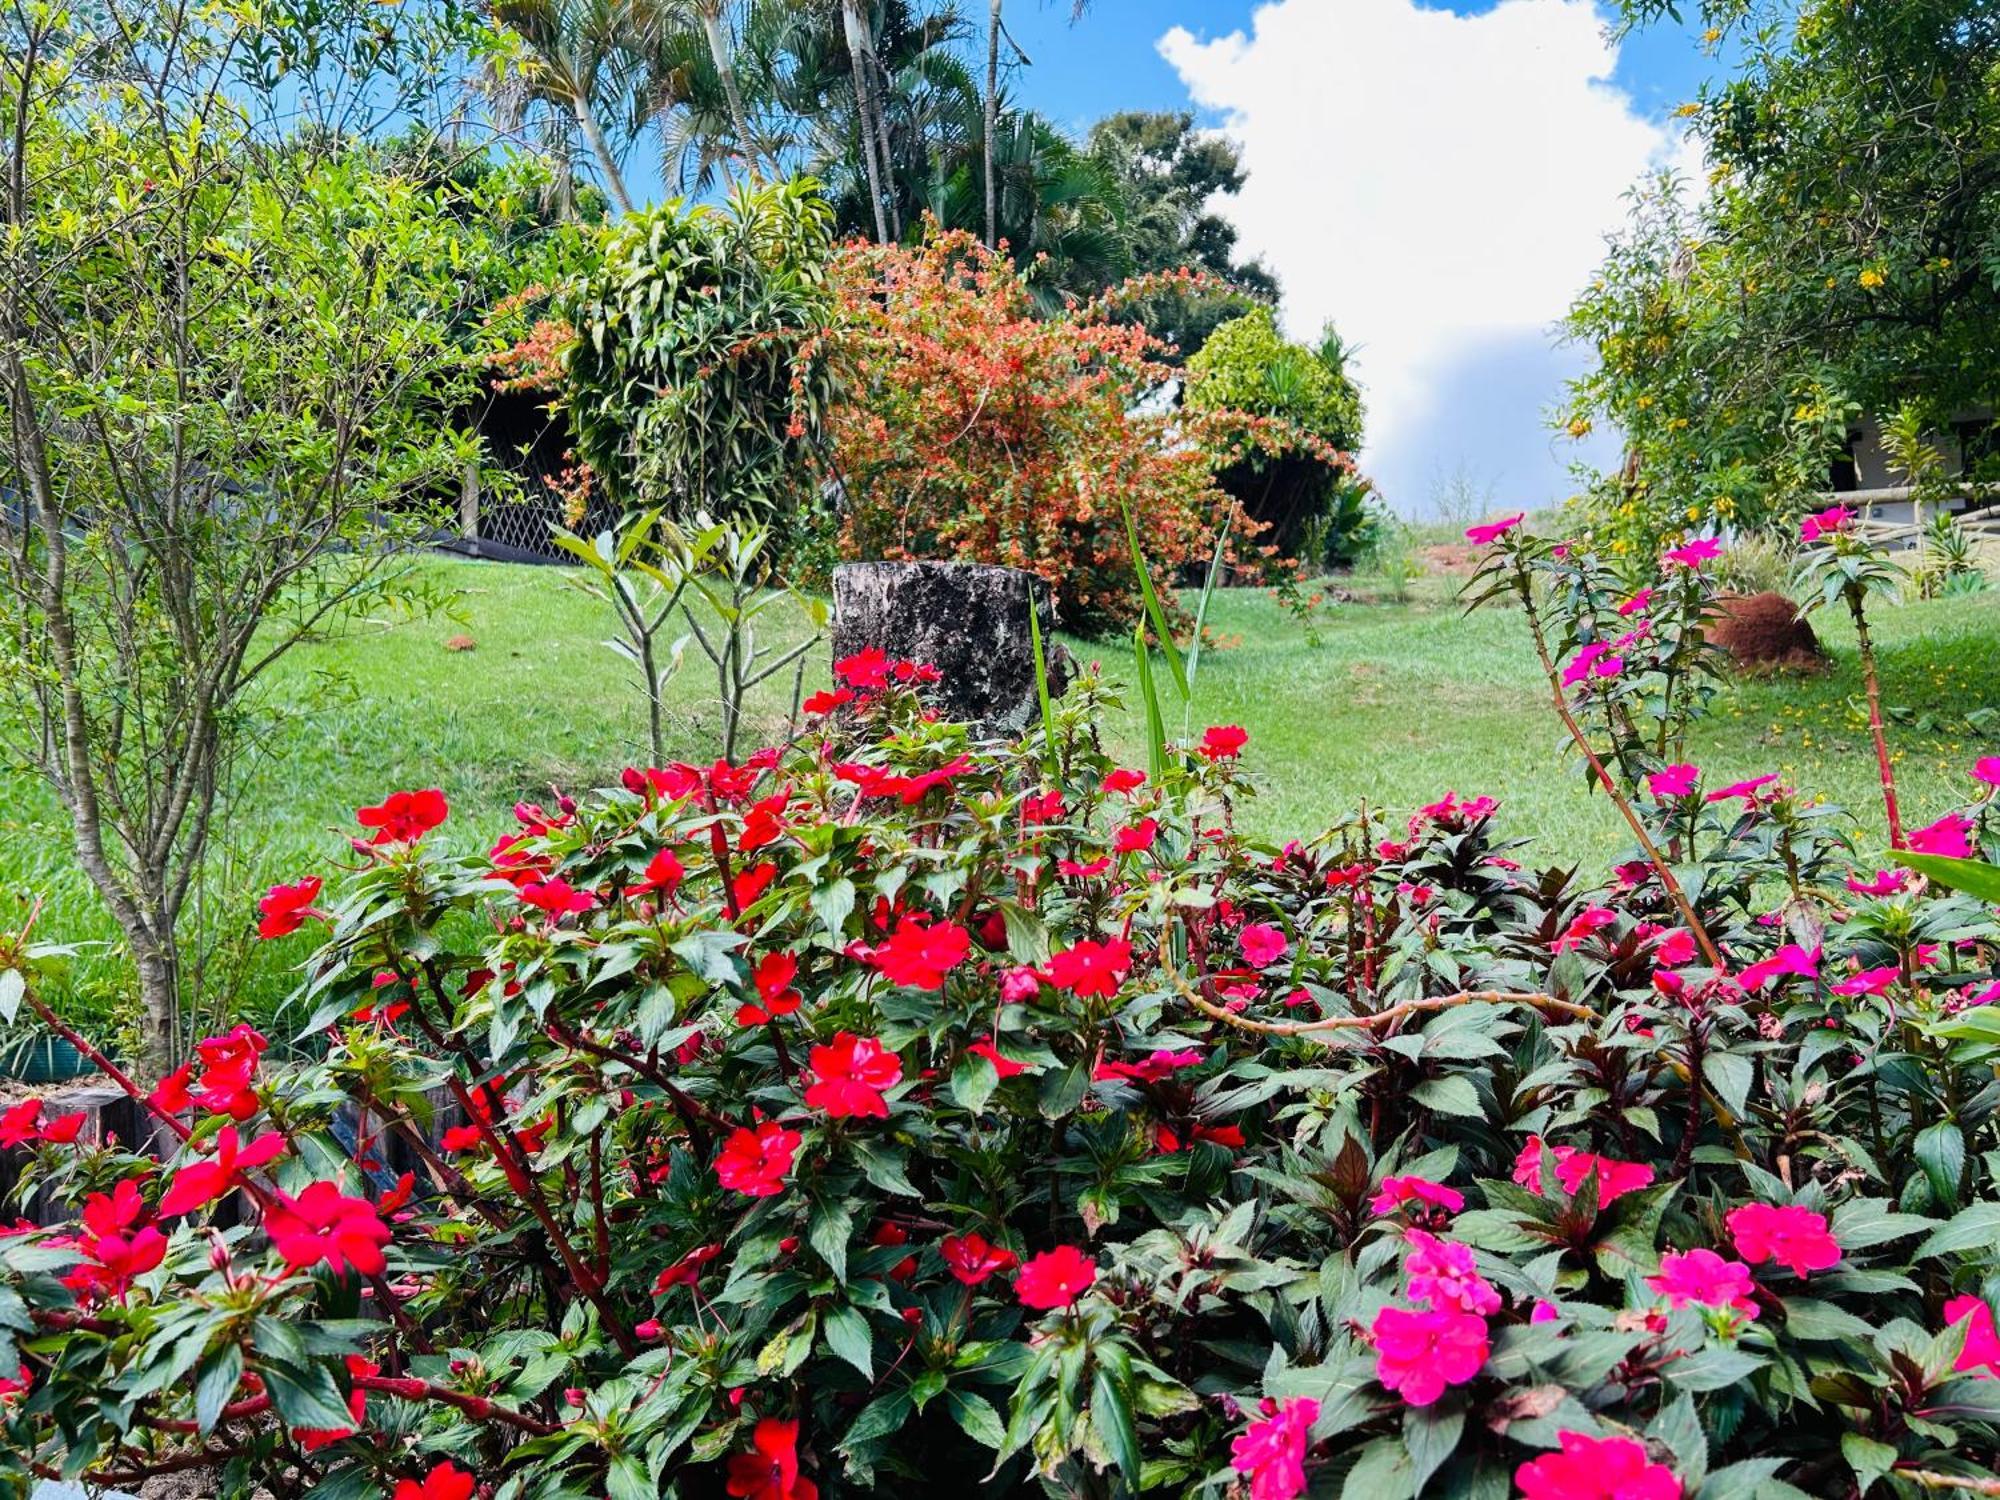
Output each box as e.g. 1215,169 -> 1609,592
1831,965 -> 1900,997
1014,1245 -> 1097,1309
1239,923 -> 1289,968
1646,1248 -> 1758,1317
1617,587 -> 1654,618
1946,1295 -> 2000,1377
1199,725 -> 1249,761
1704,773 -> 1779,806
1726,1203 -> 1840,1277
1370,1176 -> 1464,1218
1552,906 -> 1617,953
1661,537 -> 1721,569
1736,943 -> 1819,992
1847,868 -> 1910,897
1465,514 -> 1524,545
1800,505 -> 1854,542
1516,1431 -> 1681,1500
1909,813 -> 1974,859
1976,757 -> 2000,789
1561,642 -> 1624,688
1647,764 -> 1700,799
1369,1305 -> 1488,1406
1512,1137 -> 1653,1206
1403,1230 -> 1500,1315
1229,1396 -> 1320,1500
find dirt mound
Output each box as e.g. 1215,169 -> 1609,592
1420,544 -> 1481,576
1705,591 -> 1827,673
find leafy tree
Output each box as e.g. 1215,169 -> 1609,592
563,177 -> 841,517
1088,109 -> 1280,359
0,0 -> 494,1073
1184,306 -> 1370,562
1563,0 -> 2000,554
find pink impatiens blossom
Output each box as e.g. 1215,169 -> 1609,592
1704,773 -> 1780,807
1726,1203 -> 1841,1277
1239,923 -> 1289,968
1369,1305 -> 1488,1406
1370,1175 -> 1464,1218
1561,642 -> 1624,688
1909,813 -> 1975,859
1228,1397 -> 1320,1500
1946,1295 -> 2000,1377
1800,504 -> 1854,542
1662,537 -> 1722,569
1976,756 -> 2000,789
1516,1431 -> 1681,1500
1465,513 -> 1524,545
1403,1230 -> 1500,1316
1512,1136 -> 1654,1206
1847,868 -> 1911,897
1646,1248 -> 1758,1317
1646,764 -> 1701,799
1735,944 -> 1820,993
1552,906 -> 1617,953
1617,587 -> 1654,618
1831,966 -> 1900,998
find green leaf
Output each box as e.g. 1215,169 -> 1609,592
1122,503 -> 1189,701
0,969 -> 23,1024
262,1359 -> 362,1435
1697,1460 -> 1811,1500
1089,1364 -> 1141,1481
1915,1121 -> 1966,1205
1409,1075 -> 1482,1118
194,1344 -> 244,1434
1667,1346 -> 1765,1393
821,1303 -> 874,1381
1132,623 -> 1168,783
1890,852 -> 2000,903
1841,1432 -> 1897,1495
1183,504 -> 1232,696
1917,1202 -> 2000,1258
808,1198 -> 853,1284
606,1453 -> 652,1500
946,1389 -> 1007,1450
950,1056 -> 999,1117
1401,1400 -> 1462,1494
1027,593 -> 1060,769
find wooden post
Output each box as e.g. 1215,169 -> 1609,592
459,461 -> 480,544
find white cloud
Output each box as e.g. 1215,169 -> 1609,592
1160,0 -> 1696,511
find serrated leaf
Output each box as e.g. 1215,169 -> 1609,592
821,1302 -> 873,1380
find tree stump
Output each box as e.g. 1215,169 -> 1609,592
831,562 -> 1071,734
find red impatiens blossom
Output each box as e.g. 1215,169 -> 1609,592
802,686 -> 855,716
0,1098 -> 69,1148
1646,1248 -> 1758,1317
1228,1396 -> 1320,1500
1239,923 -> 1288,968
151,1024 -> 268,1121
1909,812 -> 1975,859
1113,817 -> 1159,854
1369,1304 -> 1489,1406
1045,937 -> 1134,998
1516,1431 -> 1681,1500
518,877 -> 597,917
1512,1136 -> 1655,1206
1021,790 -> 1065,824
624,848 -> 686,899
0,1364 -> 30,1404
257,876 -> 324,938
1198,724 -> 1249,761
1403,1230 -> 1500,1316
737,952 -> 803,1026
1057,855 -> 1113,878
652,1242 -> 724,1293
1646,764 -> 1700,799
941,1232 -> 1019,1285
1946,1295 -> 2000,1377
67,1181 -> 167,1300
733,861 -> 780,909
867,914 -> 972,990
393,1460 -> 477,1500
1014,1244 -> 1097,1309
356,788 -> 448,844
1726,1203 -> 1841,1277
1094,1048 -> 1204,1084
1465,513 -> 1524,545
714,1122 -> 800,1197
1370,1175 -> 1464,1218
265,1181 -> 393,1279
725,1416 -> 817,1500
966,1037 -> 1030,1079
803,1033 -> 904,1118
1100,767 -> 1146,795
160,1127 -> 287,1217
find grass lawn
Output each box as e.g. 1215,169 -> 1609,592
5,557 -> 1997,1038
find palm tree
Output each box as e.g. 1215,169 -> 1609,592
485,0 -> 650,213
983,0 -> 1001,247
686,0 -> 761,171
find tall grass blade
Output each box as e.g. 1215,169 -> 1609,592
1133,622 -> 1168,782
1028,594 -> 1060,770
1122,504 -> 1191,702
1184,505 -> 1232,700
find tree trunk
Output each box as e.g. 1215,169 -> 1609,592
984,0 -> 1002,248
573,99 -> 635,214
840,2 -> 890,242
700,6 -> 758,175
134,937 -> 181,1079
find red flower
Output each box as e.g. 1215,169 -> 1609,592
802,687 -> 855,716
296,1354 -> 378,1451
1044,937 -> 1133,999
266,1181 -> 392,1279
941,1232 -> 1019,1285
1113,818 -> 1159,854
39,1110 -> 85,1144
1100,768 -> 1146,795
715,1122 -> 800,1197
739,794 -> 789,852
834,647 -> 891,689
152,1024 -> 268,1121
966,1037 -> 1029,1079
737,952 -> 802,1026
804,1033 -> 904,1118
868,915 -> 972,990
1516,1431 -> 1681,1499
1058,855 -> 1113,878
394,1460 -> 476,1500
1014,1244 -> 1097,1309
0,1098 -> 42,1148
68,1182 -> 167,1300
257,876 -> 324,938
356,788 -> 448,844
653,1242 -> 723,1293
519,877 -> 596,917
1198,724 -> 1248,761
725,1416 -> 817,1500
1511,1137 -> 1654,1207
160,1128 -> 287,1217
1726,1202 -> 1840,1277
1093,1048 -> 1203,1084
624,848 -> 685,898
733,861 -> 780,909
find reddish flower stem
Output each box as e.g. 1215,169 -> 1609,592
354,1374 -> 558,1436
1846,584 -> 1904,848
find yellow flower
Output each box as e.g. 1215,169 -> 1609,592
1702,26 -> 1721,42
1567,416 -> 1593,439
1674,102 -> 1700,118
1859,267 -> 1886,289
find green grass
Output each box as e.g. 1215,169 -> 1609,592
5,558 -> 1998,1035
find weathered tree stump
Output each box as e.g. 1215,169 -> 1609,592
831,562 -> 1071,734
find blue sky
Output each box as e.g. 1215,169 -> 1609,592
992,0 -> 1723,518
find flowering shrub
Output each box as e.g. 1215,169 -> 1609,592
5,574 -> 2000,1496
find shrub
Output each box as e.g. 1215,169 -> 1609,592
6,555 -> 2000,1497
